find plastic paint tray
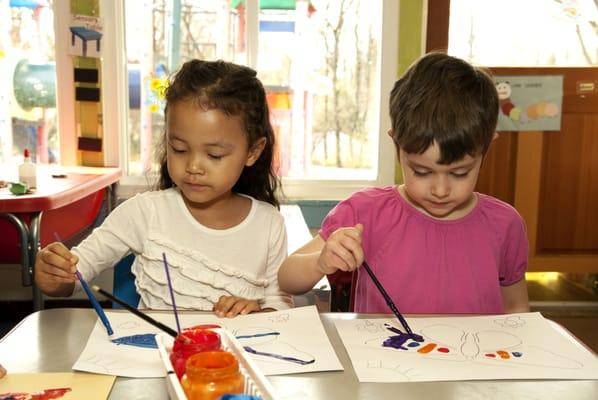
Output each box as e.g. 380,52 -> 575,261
157,328 -> 276,400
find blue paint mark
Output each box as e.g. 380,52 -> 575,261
512,351 -> 523,357
243,346 -> 314,365
407,341 -> 421,347
111,333 -> 158,349
236,332 -> 280,340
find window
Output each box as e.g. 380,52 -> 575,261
448,0 -> 598,66
121,0 -> 397,199
0,0 -> 58,171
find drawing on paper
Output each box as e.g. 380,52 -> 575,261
362,321 -> 583,369
0,388 -> 71,400
73,306 -> 342,378
111,333 -> 158,349
364,360 -> 419,381
235,327 -> 316,366
116,321 -> 141,330
493,315 -> 526,328
268,313 -> 290,323
335,313 -> 598,382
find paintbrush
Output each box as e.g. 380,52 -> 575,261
53,232 -> 113,336
361,260 -> 422,341
162,252 -> 181,333
92,285 -> 178,338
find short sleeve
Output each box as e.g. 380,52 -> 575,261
319,197 -> 358,240
499,215 -> 529,286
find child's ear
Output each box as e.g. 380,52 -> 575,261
246,137 -> 267,166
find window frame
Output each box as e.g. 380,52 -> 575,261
64,0 -> 399,200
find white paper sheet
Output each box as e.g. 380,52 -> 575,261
73,305 -> 342,378
334,312 -> 598,382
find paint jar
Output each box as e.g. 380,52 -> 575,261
170,328 -> 221,379
181,351 -> 244,400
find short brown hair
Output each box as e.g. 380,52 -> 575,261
389,52 -> 498,164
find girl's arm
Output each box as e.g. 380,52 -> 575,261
258,212 -> 293,311
501,278 -> 530,313
71,194 -> 150,284
277,235 -> 328,295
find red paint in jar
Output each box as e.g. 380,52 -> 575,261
170,328 -> 221,379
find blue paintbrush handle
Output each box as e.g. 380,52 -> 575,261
77,271 -> 114,336
53,232 -> 114,336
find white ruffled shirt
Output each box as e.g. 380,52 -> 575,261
72,188 -> 293,311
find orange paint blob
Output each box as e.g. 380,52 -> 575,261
417,343 -> 437,354
496,350 -> 510,359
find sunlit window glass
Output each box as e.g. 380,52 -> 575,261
448,0 -> 598,66
125,0 -> 241,175
0,0 -> 58,168
124,0 -> 382,182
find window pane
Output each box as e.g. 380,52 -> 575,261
125,0 -> 241,175
0,0 -> 58,169
448,0 -> 598,66
124,0 -> 382,182
258,0 -> 382,180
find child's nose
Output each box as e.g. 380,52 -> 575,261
431,176 -> 450,198
186,155 -> 205,174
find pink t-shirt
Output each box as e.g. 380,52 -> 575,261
320,186 -> 528,314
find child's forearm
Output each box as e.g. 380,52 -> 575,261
278,252 -> 325,295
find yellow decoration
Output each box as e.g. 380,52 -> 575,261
509,107 -> 521,121
150,78 -> 162,91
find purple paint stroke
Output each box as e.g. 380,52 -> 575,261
382,323 -> 424,350
236,332 -> 280,340
243,346 -> 315,365
111,333 -> 158,349
162,252 -> 181,333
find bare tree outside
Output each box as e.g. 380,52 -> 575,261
312,0 -> 377,168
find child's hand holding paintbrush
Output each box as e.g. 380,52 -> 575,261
35,234 -> 115,336
34,241 -> 80,297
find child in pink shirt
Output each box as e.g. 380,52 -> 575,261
278,52 -> 530,314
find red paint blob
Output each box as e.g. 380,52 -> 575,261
436,347 -> 449,353
485,353 -> 496,358
0,388 -> 72,400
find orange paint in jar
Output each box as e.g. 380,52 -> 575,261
170,328 -> 221,379
181,351 -> 245,400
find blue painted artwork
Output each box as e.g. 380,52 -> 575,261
111,333 -> 158,349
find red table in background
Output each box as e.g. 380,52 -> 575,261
0,166 -> 122,311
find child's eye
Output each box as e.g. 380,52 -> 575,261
208,154 -> 223,160
412,169 -> 430,177
171,147 -> 186,153
450,171 -> 470,178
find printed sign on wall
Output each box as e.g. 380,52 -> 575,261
69,15 -> 103,58
494,75 -> 563,132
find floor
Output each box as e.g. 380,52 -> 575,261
1,274 -> 597,353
